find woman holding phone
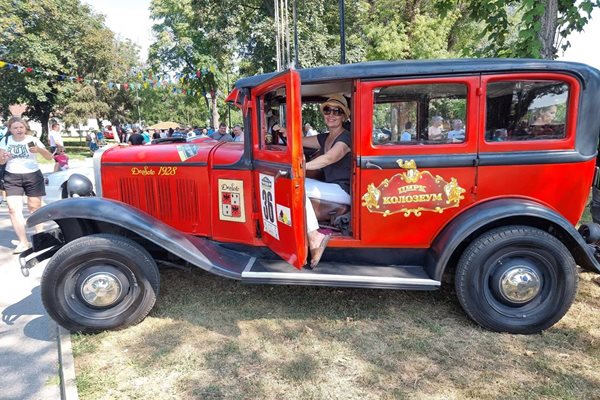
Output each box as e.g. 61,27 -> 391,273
0,117 -> 53,253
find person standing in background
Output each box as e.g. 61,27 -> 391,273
232,125 -> 244,142
212,122 -> 233,142
0,121 -> 7,206
304,123 -> 319,137
48,122 -> 64,172
141,129 -> 151,144
0,117 -> 53,253
428,116 -> 444,141
400,121 -> 413,142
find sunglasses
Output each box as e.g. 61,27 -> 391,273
322,106 -> 344,116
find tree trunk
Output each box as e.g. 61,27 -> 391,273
539,0 -> 558,59
211,96 -> 220,128
40,113 -> 50,144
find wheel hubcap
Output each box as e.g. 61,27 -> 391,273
80,272 -> 123,307
499,266 -> 541,304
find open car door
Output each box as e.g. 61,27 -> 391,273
252,69 -> 307,268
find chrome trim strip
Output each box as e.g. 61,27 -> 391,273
243,257 -> 257,273
241,271 -> 440,286
92,144 -> 118,198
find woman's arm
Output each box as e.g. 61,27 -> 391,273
302,135 -> 320,149
306,141 -> 350,170
29,141 -> 54,160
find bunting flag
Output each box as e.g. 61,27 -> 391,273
0,59 -> 217,98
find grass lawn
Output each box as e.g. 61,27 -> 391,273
37,136 -> 92,164
71,230 -> 600,399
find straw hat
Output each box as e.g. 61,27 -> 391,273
319,94 -> 350,118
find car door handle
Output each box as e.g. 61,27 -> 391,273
365,161 -> 383,170
275,169 -> 289,179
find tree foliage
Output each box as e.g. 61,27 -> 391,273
0,0 -> 121,141
2,0 -> 598,132
437,0 -> 600,59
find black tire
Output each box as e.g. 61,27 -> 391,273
41,234 -> 160,333
455,225 -> 578,334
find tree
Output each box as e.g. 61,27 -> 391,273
148,0 -> 481,104
0,0 -> 118,142
94,38 -> 143,129
150,0 -> 238,127
437,0 -> 600,59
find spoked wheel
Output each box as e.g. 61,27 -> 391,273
41,234 -> 160,333
455,225 -> 578,334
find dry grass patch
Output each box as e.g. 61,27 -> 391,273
73,267 -> 600,400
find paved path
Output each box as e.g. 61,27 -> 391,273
0,160 -> 90,400
0,209 -> 60,400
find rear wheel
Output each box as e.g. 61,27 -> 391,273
41,234 -> 160,333
455,225 -> 577,334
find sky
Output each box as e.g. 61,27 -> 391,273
83,0 -> 600,70
83,0 -> 153,62
559,7 -> 600,69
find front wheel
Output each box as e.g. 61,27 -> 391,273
455,225 -> 578,334
41,234 -> 160,333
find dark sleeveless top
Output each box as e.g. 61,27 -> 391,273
316,130 -> 352,194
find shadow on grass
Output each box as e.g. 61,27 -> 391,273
152,267 -> 466,337
158,268 -> 600,397
75,267 -> 600,399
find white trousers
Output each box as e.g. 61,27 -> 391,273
305,178 -> 351,232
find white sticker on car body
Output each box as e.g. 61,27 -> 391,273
276,204 -> 292,226
218,179 -> 246,222
259,173 -> 279,239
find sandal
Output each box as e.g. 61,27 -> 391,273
13,242 -> 31,254
309,234 -> 331,269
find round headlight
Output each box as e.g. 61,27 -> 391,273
66,174 -> 95,197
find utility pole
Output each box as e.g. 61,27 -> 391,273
293,0 -> 299,67
275,0 -> 282,71
135,86 -> 142,126
227,72 -> 231,127
339,0 -> 346,64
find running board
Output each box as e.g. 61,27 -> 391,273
242,259 -> 440,290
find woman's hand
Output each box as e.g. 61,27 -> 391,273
0,149 -> 10,164
31,145 -> 54,160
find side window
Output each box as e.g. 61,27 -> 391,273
486,80 -> 569,142
373,83 -> 467,145
258,87 -> 288,151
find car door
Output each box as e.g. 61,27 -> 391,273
251,70 -> 307,268
358,76 -> 479,247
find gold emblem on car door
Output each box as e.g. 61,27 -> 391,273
361,159 -> 466,217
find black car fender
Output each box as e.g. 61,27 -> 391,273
429,198 -> 600,280
26,198 -> 251,280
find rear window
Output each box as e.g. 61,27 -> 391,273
485,80 -> 569,142
373,83 -> 467,146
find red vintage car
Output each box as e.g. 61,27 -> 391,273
21,59 -> 600,334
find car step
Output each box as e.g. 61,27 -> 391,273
241,258 -> 440,290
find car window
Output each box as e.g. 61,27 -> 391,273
258,87 -> 288,151
485,80 -> 569,142
372,83 -> 467,146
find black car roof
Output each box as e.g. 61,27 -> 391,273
234,58 -> 600,89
